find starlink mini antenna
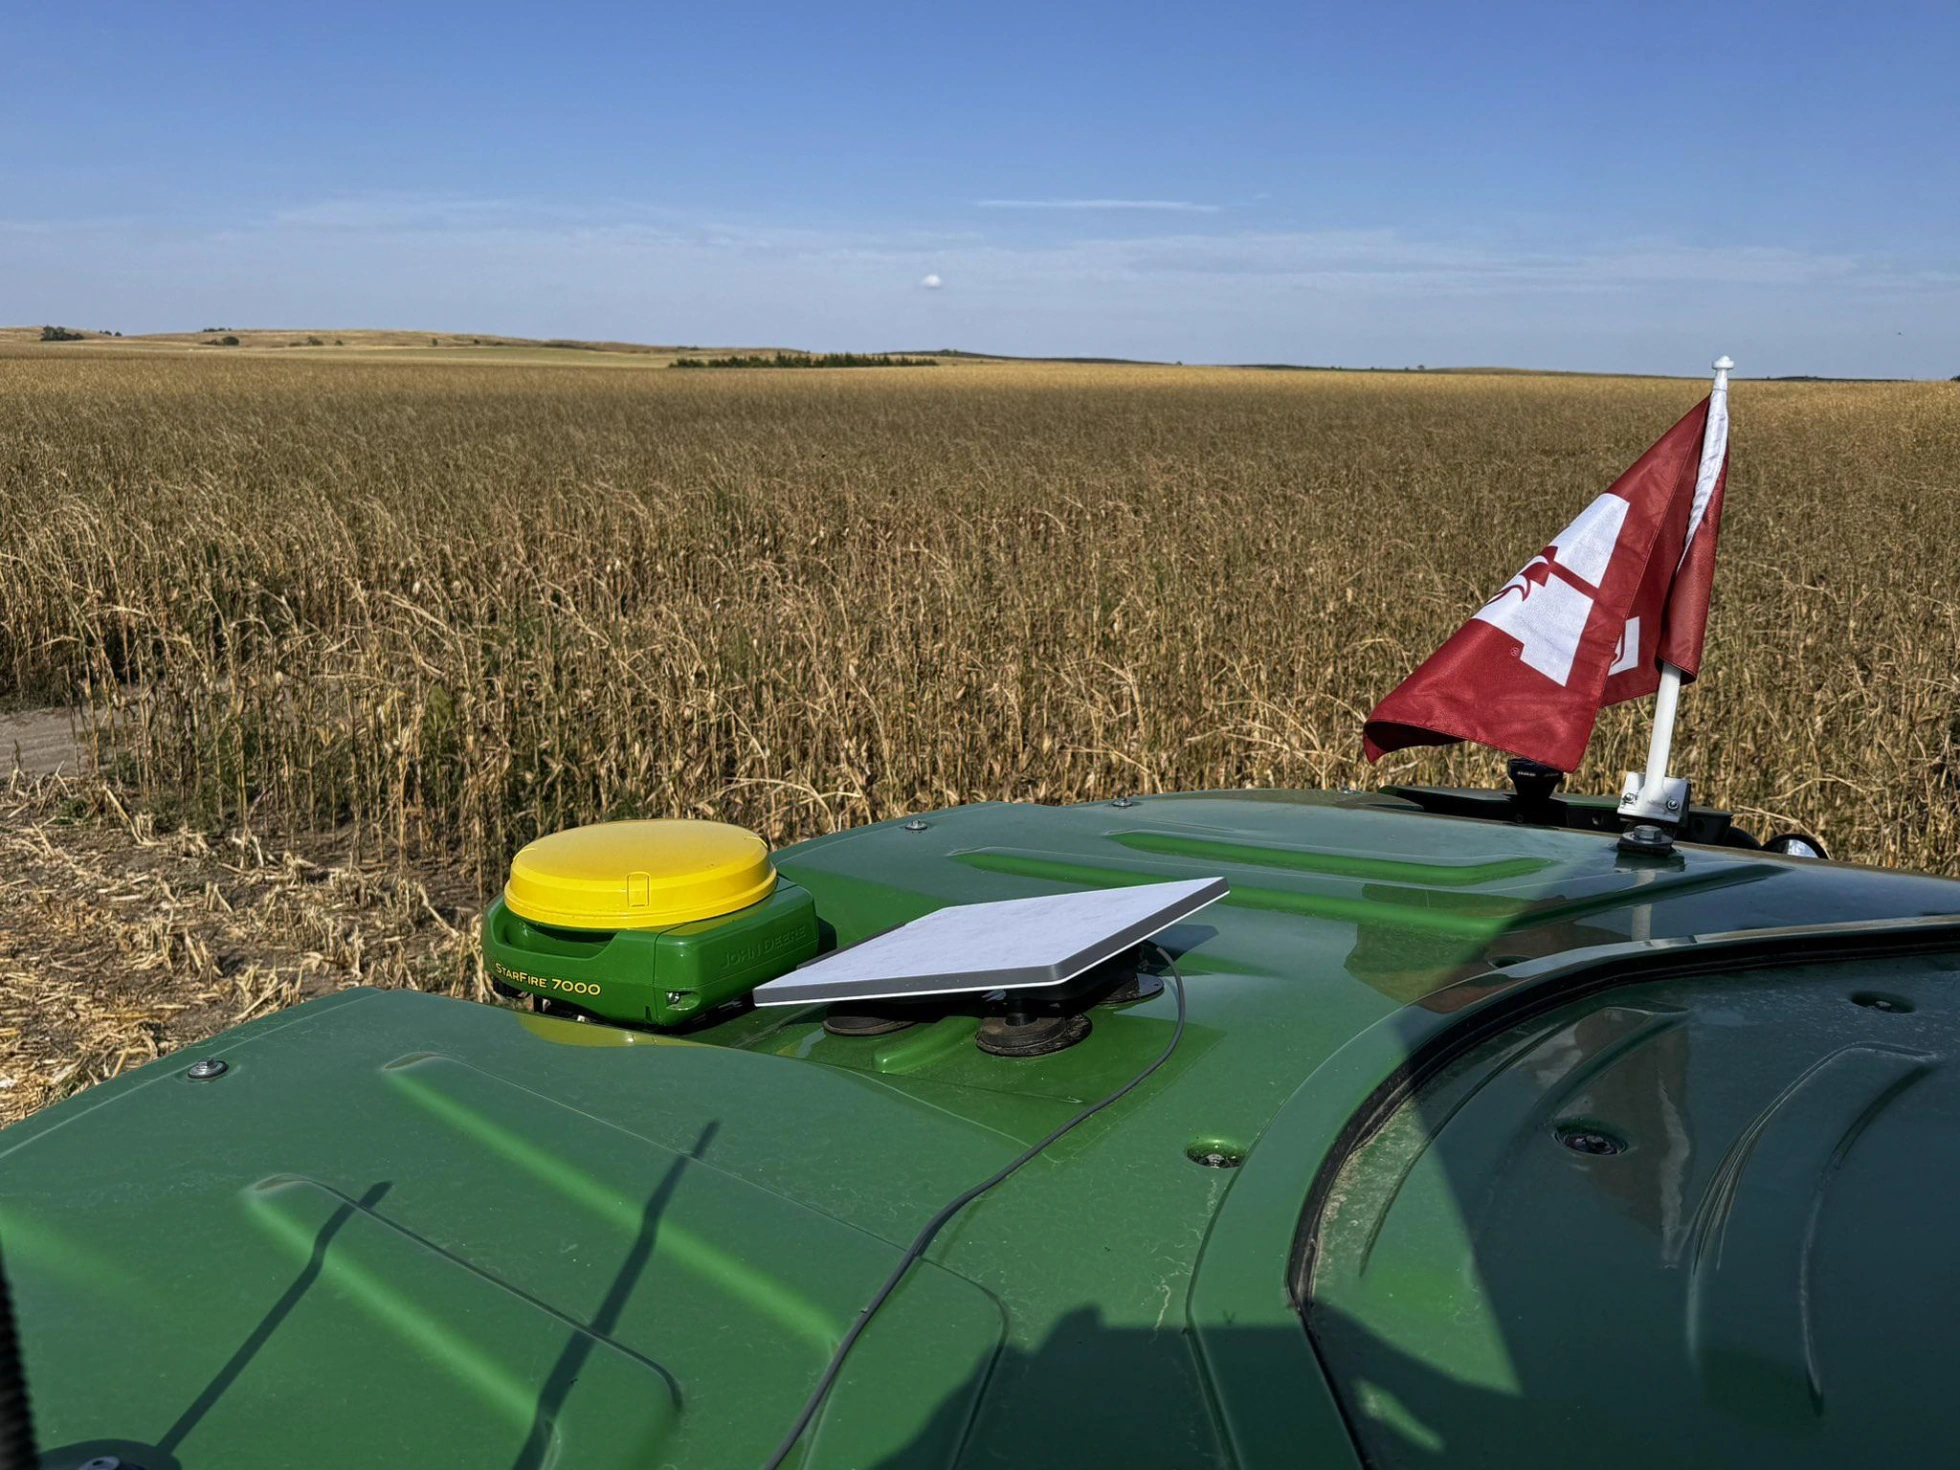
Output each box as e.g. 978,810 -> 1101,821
750,877 -> 1227,1007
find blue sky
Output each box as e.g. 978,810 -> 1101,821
7,1 -> 1957,374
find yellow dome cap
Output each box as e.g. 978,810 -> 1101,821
504,819 -> 776,931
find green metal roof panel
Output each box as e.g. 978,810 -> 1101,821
0,992 -> 1007,1468
1302,950 -> 1960,1468
3,791 -> 1958,1467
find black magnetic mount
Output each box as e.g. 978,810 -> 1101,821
1079,945 -> 1164,1007
1506,757 -> 1565,821
1095,966 -> 1164,1006
975,1007 -> 1092,1057
973,943 -> 1172,1056
822,1002 -> 921,1037
973,962 -> 1113,1056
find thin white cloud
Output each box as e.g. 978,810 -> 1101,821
977,198 -> 1222,214
920,273 -> 943,289
270,196 -> 528,230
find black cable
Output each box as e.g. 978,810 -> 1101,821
760,941 -> 1189,1470
0,1236 -> 39,1470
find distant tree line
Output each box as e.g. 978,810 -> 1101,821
39,326 -> 87,341
670,352 -> 936,370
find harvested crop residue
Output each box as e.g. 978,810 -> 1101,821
0,777 -> 487,1124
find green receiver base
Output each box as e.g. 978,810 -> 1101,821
483,882 -> 819,1028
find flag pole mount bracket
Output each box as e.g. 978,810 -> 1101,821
1618,772 -> 1690,853
1620,822 -> 1677,856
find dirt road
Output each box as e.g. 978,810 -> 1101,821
1,709 -> 84,779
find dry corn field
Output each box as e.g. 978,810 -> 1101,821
3,346 -> 1957,1116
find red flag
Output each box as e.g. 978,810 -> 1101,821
1363,394 -> 1728,772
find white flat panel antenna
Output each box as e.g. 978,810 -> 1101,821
750,876 -> 1227,1007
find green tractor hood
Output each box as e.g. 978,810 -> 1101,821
3,790 -> 1959,1468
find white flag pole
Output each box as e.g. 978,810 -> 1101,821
1620,354 -> 1732,841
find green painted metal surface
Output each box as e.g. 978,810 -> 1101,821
482,882 -> 820,1027
1302,951 -> 1960,1467
2,789 -> 1957,1468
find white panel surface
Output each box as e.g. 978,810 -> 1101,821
750,876 -> 1227,1006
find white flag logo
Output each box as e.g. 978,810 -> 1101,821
1608,616 -> 1641,676
1472,492 -> 1629,686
